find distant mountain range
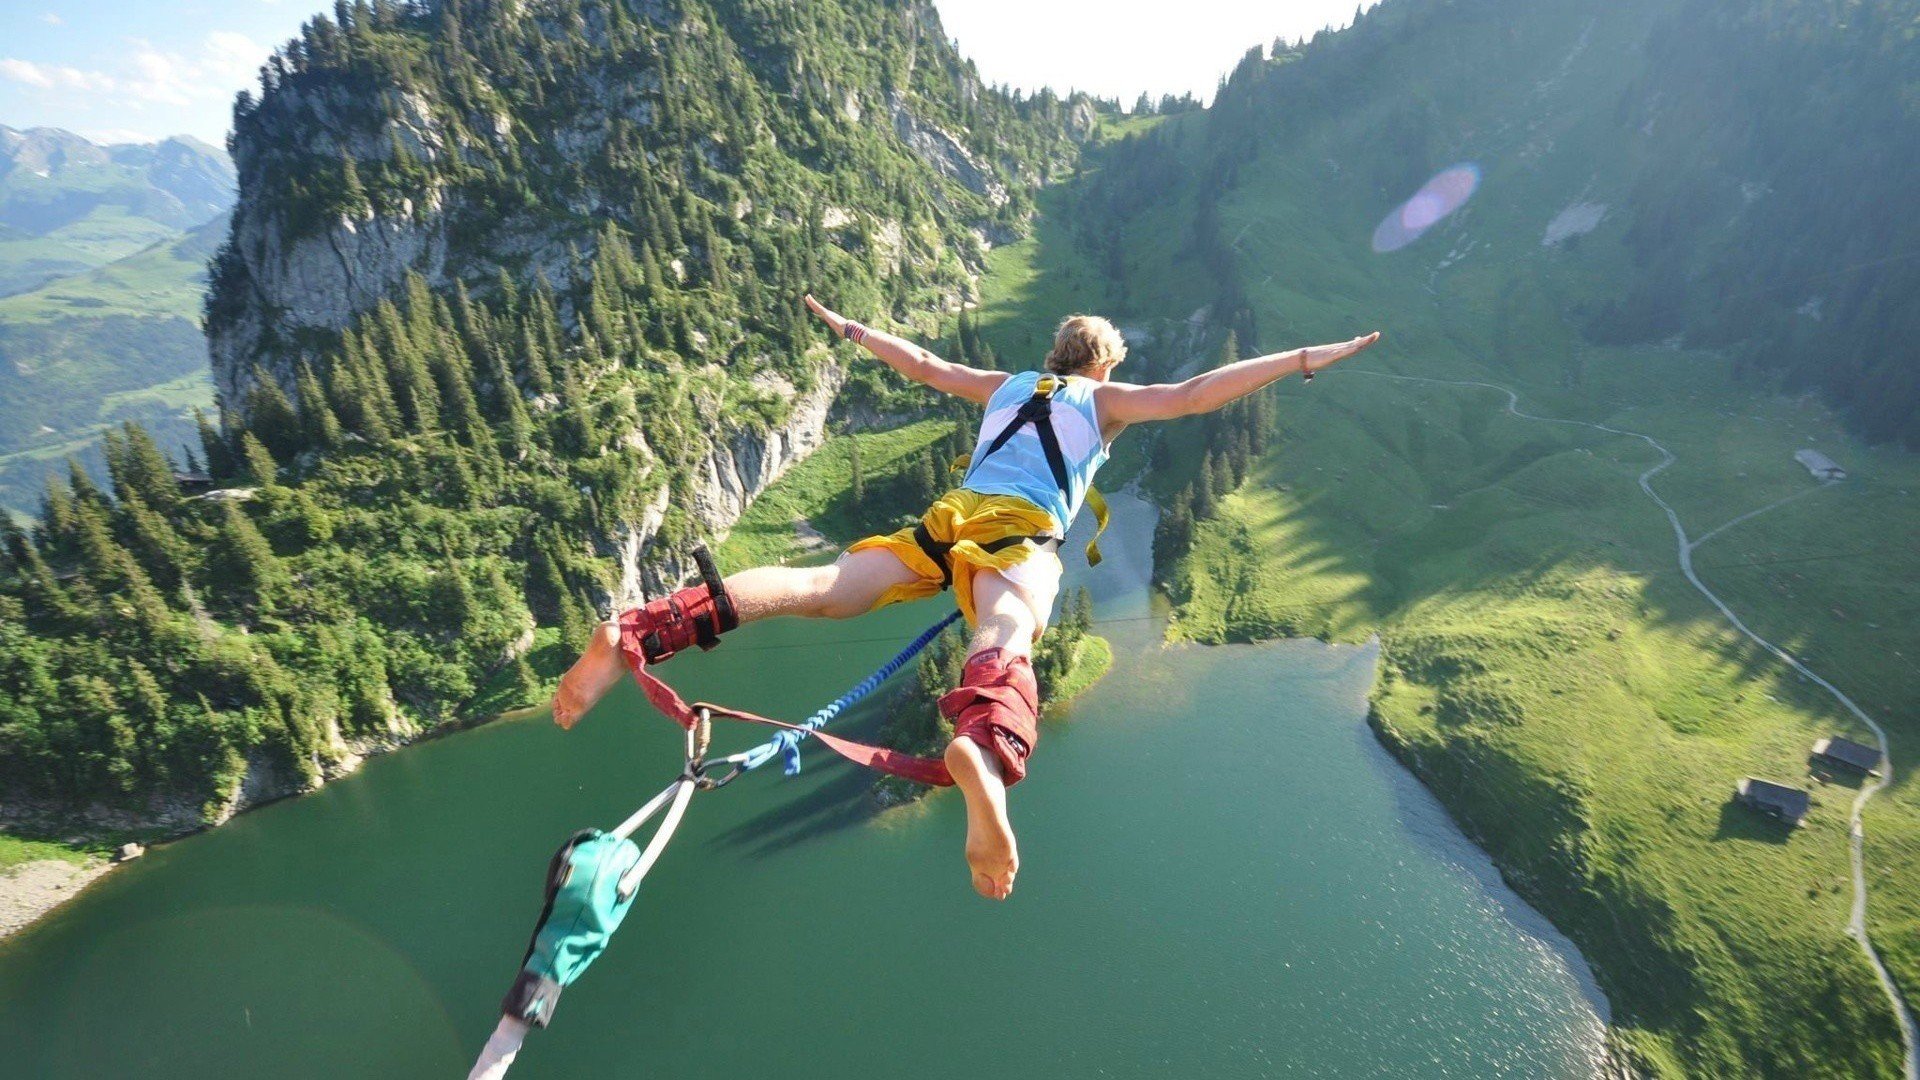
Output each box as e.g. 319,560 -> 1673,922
0,125 -> 234,297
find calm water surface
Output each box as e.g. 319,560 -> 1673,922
0,493 -> 1608,1077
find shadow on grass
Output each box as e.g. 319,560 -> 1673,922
1713,799 -> 1798,845
1809,761 -> 1870,791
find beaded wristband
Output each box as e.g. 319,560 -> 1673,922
841,321 -> 869,345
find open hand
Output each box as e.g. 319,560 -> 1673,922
803,294 -> 848,337
1301,331 -> 1381,377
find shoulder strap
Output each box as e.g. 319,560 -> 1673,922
962,374 -> 1110,567
967,375 -> 1070,491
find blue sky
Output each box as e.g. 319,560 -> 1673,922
0,1 -> 1373,147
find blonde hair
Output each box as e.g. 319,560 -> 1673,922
1044,314 -> 1126,375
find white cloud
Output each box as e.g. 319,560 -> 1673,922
13,33 -> 272,113
0,58 -> 55,88
126,40 -> 194,106
0,57 -> 112,92
42,13 -> 64,26
201,31 -> 269,85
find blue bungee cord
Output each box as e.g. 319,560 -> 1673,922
739,609 -> 963,776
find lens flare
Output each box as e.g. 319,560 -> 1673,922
1371,164 -> 1481,253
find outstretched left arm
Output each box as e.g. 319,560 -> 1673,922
805,294 -> 1007,405
1096,331 -> 1381,429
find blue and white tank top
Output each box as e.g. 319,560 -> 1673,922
962,370 -> 1110,533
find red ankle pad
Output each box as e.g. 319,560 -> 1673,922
616,581 -> 738,669
938,648 -> 1040,786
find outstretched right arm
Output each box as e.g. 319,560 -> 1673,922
805,294 -> 1007,405
1096,332 -> 1380,429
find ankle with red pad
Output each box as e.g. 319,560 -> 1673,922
938,648 -> 1040,786
616,581 -> 738,668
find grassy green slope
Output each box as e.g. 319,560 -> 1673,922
714,418 -> 956,572
0,216 -> 222,513
0,198 -> 186,298
0,228 -> 97,298
1056,3 -> 1919,1075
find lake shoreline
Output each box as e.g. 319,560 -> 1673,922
0,858 -> 115,941
1367,702 -> 1640,1080
0,693 -> 556,944
0,624 -> 1118,943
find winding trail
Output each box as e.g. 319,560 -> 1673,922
1690,481 -> 1835,551
1352,369 -> 1918,1078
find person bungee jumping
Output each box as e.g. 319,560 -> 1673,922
552,296 -> 1379,900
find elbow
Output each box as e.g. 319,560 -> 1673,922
1175,388 -> 1218,417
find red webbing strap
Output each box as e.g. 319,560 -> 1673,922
628,656 -> 700,730
696,703 -> 955,787
626,659 -> 953,786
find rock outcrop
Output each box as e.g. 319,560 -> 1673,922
888,90 -> 1009,209
622,367 -> 841,600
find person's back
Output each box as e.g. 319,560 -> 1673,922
963,368 -> 1109,536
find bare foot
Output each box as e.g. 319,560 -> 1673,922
551,623 -> 626,730
944,737 -> 1019,900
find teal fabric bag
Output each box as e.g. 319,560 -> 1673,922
501,829 -> 643,1027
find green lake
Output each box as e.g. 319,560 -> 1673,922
0,493 -> 1608,1077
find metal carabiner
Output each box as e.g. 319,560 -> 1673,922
689,756 -> 748,791
685,707 -> 713,765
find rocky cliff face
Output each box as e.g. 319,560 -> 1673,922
621,367 -> 841,600
208,84 -> 457,406
205,0 -> 1079,588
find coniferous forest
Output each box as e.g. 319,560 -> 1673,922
0,0 -> 1096,821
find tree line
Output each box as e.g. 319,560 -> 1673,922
0,0 -> 1086,824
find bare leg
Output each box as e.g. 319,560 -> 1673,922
943,564 -> 1058,900
552,548 -> 919,728
724,547 -> 921,621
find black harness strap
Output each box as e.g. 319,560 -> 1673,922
912,522 -> 1061,592
688,545 -> 738,648
950,373 -> 1110,572
967,376 -> 1073,494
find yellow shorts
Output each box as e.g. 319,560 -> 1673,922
848,489 -> 1062,628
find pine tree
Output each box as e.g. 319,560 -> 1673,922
914,451 -> 940,506
553,361 -> 597,454
198,409 -> 242,478
519,319 -> 553,394
295,363 -> 342,450
36,475 -> 79,555
246,366 -> 304,460
337,331 -> 398,442
339,153 -> 367,214
8,516 -> 78,628
121,494 -> 188,590
240,432 -> 280,487
702,217 -> 729,291
66,458 -> 108,510
208,501 -> 289,614
72,496 -> 169,630
493,350 -> 535,462
105,424 -> 182,514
